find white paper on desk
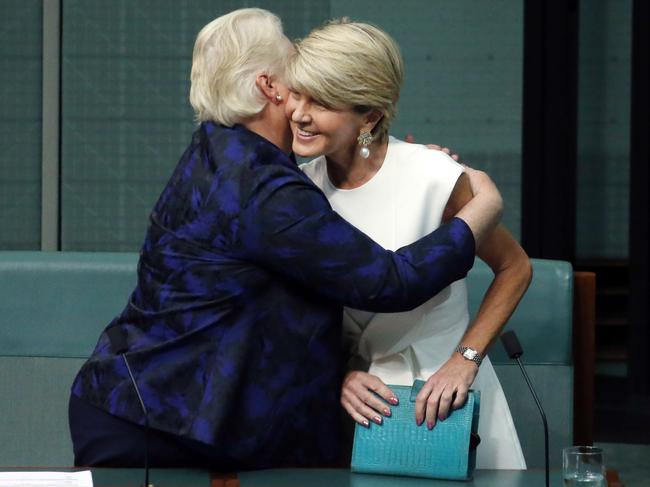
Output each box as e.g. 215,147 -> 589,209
0,470 -> 92,487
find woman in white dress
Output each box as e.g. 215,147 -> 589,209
284,20 -> 532,469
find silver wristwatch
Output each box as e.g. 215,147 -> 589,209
455,345 -> 483,367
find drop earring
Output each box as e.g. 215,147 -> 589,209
357,131 -> 373,159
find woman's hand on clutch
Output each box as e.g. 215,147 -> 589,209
414,354 -> 478,429
341,370 -> 398,427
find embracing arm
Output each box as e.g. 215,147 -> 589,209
237,163 -> 505,312
414,172 -> 532,428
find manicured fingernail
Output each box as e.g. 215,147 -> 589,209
389,396 -> 399,405
427,421 -> 434,430
383,408 -> 391,417
416,417 -> 423,426
362,419 -> 369,428
373,416 -> 383,425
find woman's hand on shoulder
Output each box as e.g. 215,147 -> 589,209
405,134 -> 461,161
341,370 -> 398,427
414,354 -> 478,429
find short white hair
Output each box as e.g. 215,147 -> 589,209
190,8 -> 292,126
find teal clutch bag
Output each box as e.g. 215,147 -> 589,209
351,380 -> 480,481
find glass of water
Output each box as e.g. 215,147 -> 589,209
563,446 -> 607,487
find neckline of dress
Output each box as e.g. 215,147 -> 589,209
324,137 -> 395,194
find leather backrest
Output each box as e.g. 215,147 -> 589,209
0,251 -> 137,358
0,253 -> 573,364
467,258 -> 573,365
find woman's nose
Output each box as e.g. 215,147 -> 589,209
291,104 -> 310,123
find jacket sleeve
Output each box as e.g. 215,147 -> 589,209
236,164 -> 475,313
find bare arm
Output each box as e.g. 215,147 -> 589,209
452,169 -> 503,247
415,173 -> 532,428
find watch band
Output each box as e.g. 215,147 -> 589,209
455,345 -> 483,367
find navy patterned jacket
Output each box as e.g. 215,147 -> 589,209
71,122 -> 475,468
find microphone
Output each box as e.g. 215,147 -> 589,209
500,330 -> 549,487
107,327 -> 153,487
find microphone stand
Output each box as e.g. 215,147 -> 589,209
107,327 -> 152,487
514,355 -> 549,487
123,354 -> 152,487
501,331 -> 549,487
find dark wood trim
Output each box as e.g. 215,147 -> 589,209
573,272 -> 596,445
521,0 -> 579,261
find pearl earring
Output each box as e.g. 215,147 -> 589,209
357,131 -> 373,159
275,94 -> 283,103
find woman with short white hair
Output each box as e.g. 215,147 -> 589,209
189,8 -> 292,127
288,19 -> 531,469
69,9 -> 503,469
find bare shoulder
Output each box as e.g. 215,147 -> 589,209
443,172 -> 472,221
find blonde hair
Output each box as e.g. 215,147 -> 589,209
190,8 -> 292,126
287,19 -> 404,143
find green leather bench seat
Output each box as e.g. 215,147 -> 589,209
0,252 -> 572,467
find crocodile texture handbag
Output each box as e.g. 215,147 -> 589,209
351,380 -> 480,481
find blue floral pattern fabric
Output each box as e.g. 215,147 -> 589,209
71,122 -> 475,468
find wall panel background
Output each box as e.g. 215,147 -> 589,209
60,0 -> 329,251
6,1 -> 630,258
60,0 -> 522,251
576,0 -> 632,259
0,1 -> 42,250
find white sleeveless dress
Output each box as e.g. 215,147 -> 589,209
301,136 -> 526,469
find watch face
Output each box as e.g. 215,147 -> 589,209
463,349 -> 478,360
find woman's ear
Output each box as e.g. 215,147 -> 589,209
255,74 -> 275,102
256,74 -> 284,105
363,109 -> 383,134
